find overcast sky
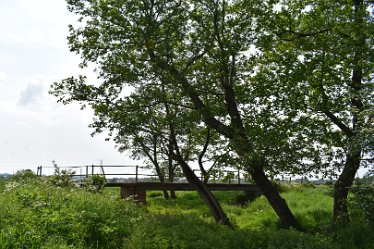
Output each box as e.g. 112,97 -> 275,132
0,0 -> 137,173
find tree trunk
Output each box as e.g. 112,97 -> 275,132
162,190 -> 170,199
162,96 -> 230,225
170,190 -> 177,199
333,150 -> 361,224
332,0 -> 364,225
249,165 -> 303,231
177,157 -> 232,226
167,132 -> 177,199
154,163 -> 169,200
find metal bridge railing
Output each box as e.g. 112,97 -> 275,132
36,165 -> 246,184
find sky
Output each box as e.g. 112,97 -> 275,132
0,0 -> 138,174
0,1 -> 369,178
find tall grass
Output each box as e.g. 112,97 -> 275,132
0,178 -> 144,249
1,178 -> 373,249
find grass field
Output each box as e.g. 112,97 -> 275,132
0,177 -> 373,249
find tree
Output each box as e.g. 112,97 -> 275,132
56,70 -> 233,224
259,0 -> 374,223
50,0 -> 324,230
107,93 -> 177,199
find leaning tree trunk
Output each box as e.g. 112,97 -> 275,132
249,164 -> 303,231
333,149 -> 361,224
162,96 -> 230,225
176,156 -> 232,226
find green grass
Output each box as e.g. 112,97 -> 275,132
146,185 -> 333,232
0,178 -> 144,249
1,178 -> 373,249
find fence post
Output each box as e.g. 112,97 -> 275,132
238,169 -> 240,184
91,165 -> 94,176
39,166 -> 42,176
86,166 -> 89,178
135,165 -> 138,183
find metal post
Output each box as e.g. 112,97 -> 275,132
40,166 -> 42,176
91,165 -> 94,176
135,165 -> 138,183
36,166 -> 39,176
238,169 -> 240,184
86,166 -> 89,177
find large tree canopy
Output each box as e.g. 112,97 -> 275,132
51,0 -> 313,230
55,0 -> 320,174
258,0 -> 374,223
51,0 -> 373,229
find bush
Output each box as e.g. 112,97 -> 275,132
11,169 -> 37,182
349,185 -> 374,226
81,175 -> 106,193
0,179 -> 144,249
47,163 -> 75,188
331,223 -> 374,249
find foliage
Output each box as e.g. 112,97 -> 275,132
11,169 -> 37,182
50,0 -> 329,229
51,0 -> 320,183
2,180 -> 374,248
50,0 -> 373,229
47,162 -> 76,188
258,0 -> 373,173
0,178 -> 144,249
124,214 -> 255,249
266,229 -> 336,249
257,0 -> 373,222
330,223 -> 374,249
81,174 -> 106,193
349,184 -> 374,226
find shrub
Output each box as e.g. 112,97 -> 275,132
331,223 -> 374,249
349,185 -> 374,226
81,174 -> 106,193
0,179 -> 144,249
47,163 -> 75,188
11,169 -> 37,182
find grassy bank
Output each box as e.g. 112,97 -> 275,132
1,177 -> 373,249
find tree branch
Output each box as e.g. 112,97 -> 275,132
147,49 -> 234,138
323,110 -> 355,137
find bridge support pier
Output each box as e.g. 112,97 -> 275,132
120,186 -> 147,204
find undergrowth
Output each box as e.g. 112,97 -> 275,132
1,178 -> 373,249
0,177 -> 144,249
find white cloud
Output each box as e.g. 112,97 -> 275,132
18,82 -> 44,107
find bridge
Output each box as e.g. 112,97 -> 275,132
36,164 -> 260,203
106,182 -> 260,203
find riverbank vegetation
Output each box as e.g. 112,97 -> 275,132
1,174 -> 373,249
